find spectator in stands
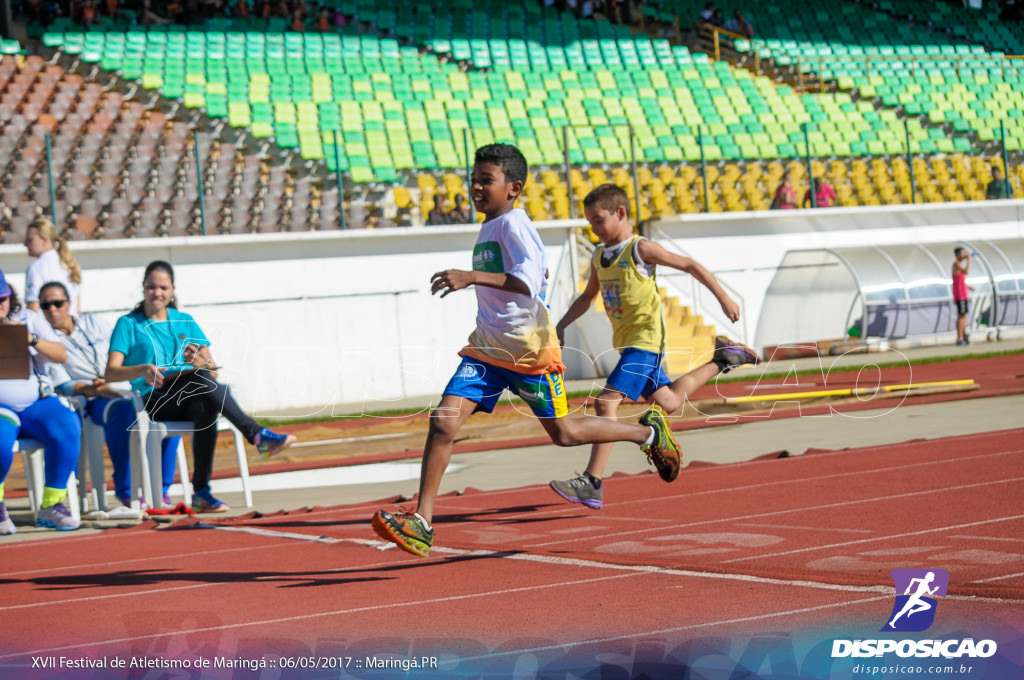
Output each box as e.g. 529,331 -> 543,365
427,194 -> 450,225
803,177 -> 837,208
23,217 -> 83,315
725,10 -> 754,38
315,7 -> 330,31
104,260 -> 296,513
232,0 -> 249,18
0,267 -> 80,535
771,172 -> 797,210
139,0 -> 172,25
39,282 -> 183,508
700,2 -> 714,21
986,166 -> 1013,200
710,8 -> 725,28
80,0 -> 98,27
448,194 -> 471,224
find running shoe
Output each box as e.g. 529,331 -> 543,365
0,501 -> 16,535
35,502 -> 81,531
255,427 -> 297,459
712,335 -> 761,373
639,405 -> 682,482
192,488 -> 230,513
372,508 -> 434,557
549,473 -> 604,509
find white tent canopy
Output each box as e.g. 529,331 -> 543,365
755,239 -> 1024,348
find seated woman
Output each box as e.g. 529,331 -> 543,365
0,267 -> 80,535
105,261 -> 296,513
40,282 -> 183,507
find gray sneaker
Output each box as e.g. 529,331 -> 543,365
36,502 -> 81,531
550,473 -> 604,509
0,501 -> 15,535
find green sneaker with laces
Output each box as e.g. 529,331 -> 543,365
372,508 -> 434,557
639,404 -> 682,482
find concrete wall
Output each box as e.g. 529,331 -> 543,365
0,223 -> 580,416
3,200 -> 1022,413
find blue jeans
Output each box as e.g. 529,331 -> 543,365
0,397 -> 81,491
86,398 -> 182,501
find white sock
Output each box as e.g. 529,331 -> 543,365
414,512 -> 432,532
643,426 -> 656,447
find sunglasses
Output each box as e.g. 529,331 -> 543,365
40,299 -> 69,311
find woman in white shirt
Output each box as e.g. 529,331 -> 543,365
0,266 -> 80,535
23,217 -> 83,314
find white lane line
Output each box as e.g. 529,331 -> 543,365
973,571 -> 1024,583
950,534 -> 1024,544
370,447 -> 1024,529
0,547 -> 428,613
201,525 -> 1015,605
528,474 -> 1024,549
458,596 -> 894,663
3,523 -> 1014,659
2,541 -> 292,579
722,513 -> 1024,564
737,522 -> 873,534
0,571 -> 644,661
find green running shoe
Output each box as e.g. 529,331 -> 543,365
639,405 -> 682,482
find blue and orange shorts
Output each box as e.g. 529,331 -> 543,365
443,357 -> 568,418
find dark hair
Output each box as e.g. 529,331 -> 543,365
132,260 -> 178,315
474,143 -> 528,184
583,183 -> 631,219
954,247 -> 966,257
2,288 -> 22,319
39,281 -> 70,300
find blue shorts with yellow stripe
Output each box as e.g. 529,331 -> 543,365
443,357 -> 569,419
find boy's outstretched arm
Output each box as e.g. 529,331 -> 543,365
637,239 -> 741,322
431,269 -> 530,297
555,264 -> 601,346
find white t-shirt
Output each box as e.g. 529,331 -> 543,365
25,249 -> 81,311
0,309 -> 63,411
461,209 -> 563,374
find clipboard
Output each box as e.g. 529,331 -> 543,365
0,325 -> 31,380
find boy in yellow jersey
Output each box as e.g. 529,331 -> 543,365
371,147 -> 682,557
550,183 -> 759,510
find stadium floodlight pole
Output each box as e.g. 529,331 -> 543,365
698,126 -> 709,213
192,129 -> 207,236
802,122 -> 816,208
629,124 -> 641,222
905,119 -> 916,204
563,126 -> 574,219
1001,120 -> 1012,194
333,130 -> 345,229
464,127 -> 474,223
44,133 -> 58,226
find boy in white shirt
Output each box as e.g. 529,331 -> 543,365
371,144 -> 682,557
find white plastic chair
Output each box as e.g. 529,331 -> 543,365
67,395 -> 111,513
128,393 -> 253,510
15,437 -> 81,523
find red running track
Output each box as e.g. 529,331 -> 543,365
1,428 -> 1022,679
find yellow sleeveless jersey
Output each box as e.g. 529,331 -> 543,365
594,236 -> 665,353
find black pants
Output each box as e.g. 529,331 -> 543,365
145,369 -> 261,492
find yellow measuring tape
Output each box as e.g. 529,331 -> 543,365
724,379 -> 976,404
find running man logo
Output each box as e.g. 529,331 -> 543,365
881,568 -> 949,632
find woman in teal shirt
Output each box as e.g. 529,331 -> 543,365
106,260 -> 296,512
